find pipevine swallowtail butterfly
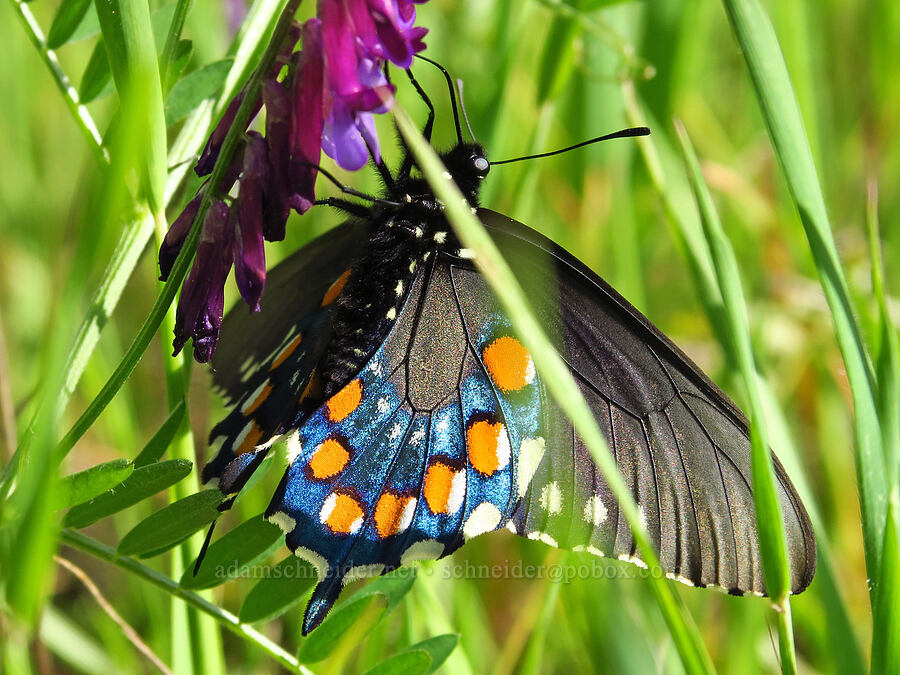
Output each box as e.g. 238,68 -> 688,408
200,68 -> 816,635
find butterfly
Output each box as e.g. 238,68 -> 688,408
199,78 -> 816,635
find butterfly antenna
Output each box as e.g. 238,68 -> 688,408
414,54 -> 464,145
489,127 -> 650,166
456,79 -> 478,143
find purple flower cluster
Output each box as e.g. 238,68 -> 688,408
160,1 -> 429,362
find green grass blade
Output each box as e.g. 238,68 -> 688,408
867,181 -> 900,672
395,104 -> 715,675
93,0 -> 167,213
676,121 -> 796,672
720,0 -> 886,587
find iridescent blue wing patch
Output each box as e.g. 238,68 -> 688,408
265,262 -> 522,634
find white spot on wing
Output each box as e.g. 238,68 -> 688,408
457,248 -> 476,259
527,531 -> 558,547
617,553 -> 649,569
390,423 -> 404,441
496,427 -> 511,470
463,502 -> 502,539
294,547 -> 328,581
517,437 -> 546,497
584,495 -> 607,527
266,511 -> 296,534
448,470 -> 465,515
386,307 -> 397,320
436,418 -> 449,433
410,428 -> 426,445
400,539 -> 444,565
539,482 -> 562,515
398,497 -> 416,533
343,564 -> 385,585
395,280 -> 404,296
434,231 -> 447,244
319,493 -> 337,524
285,431 -> 302,465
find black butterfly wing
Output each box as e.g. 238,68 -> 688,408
202,221 -> 369,492
468,208 -> 816,594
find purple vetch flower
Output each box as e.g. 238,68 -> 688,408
159,191 -> 203,281
232,132 -> 268,311
161,1 -> 432,362
173,200 -> 234,363
288,18 -> 325,214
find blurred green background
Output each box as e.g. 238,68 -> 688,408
0,0 -> 897,672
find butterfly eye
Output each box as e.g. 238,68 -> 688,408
471,154 -> 490,178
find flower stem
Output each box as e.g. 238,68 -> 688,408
7,0 -> 108,165
59,529 -> 315,675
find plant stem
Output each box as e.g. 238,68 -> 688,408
7,0 -> 108,165
59,529 -> 315,675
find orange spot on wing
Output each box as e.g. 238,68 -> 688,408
327,379 -> 363,422
270,333 -> 303,370
321,269 -> 352,306
424,461 -> 456,514
324,492 -> 365,534
482,336 -> 535,392
308,437 -> 351,480
243,382 -> 273,415
374,492 -> 411,538
467,419 -> 504,476
236,423 -> 265,455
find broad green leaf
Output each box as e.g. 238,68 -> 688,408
167,40 -> 194,93
63,459 -> 192,528
79,41 -> 113,103
68,4 -> 100,42
411,634 -> 459,675
364,635 -> 460,675
165,59 -> 235,126
298,571 -> 417,663
180,514 -> 282,589
79,4 -> 177,105
363,651 -> 431,675
57,459 -> 133,510
133,400 -> 186,467
47,0 -> 93,49
117,489 -> 223,558
239,556 -> 317,623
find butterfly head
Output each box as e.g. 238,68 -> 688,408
439,142 -> 490,202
